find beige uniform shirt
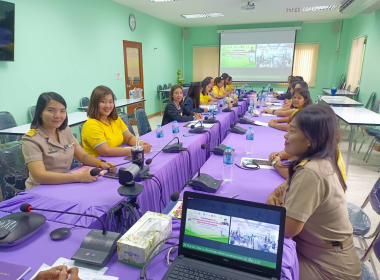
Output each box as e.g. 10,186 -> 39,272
283,158 -> 353,245
22,126 -> 79,190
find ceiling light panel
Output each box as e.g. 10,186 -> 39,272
285,5 -> 338,12
181,13 -> 225,19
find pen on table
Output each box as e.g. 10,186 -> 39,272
230,194 -> 239,199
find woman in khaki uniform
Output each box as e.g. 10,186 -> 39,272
266,104 -> 361,280
22,92 -> 116,190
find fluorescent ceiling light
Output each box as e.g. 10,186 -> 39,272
285,5 -> 338,12
182,13 -> 225,19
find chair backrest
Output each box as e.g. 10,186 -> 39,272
0,111 -> 19,144
119,112 -> 135,136
372,96 -> 380,113
134,107 -> 151,136
365,92 -> 376,110
354,87 -> 360,94
29,106 -> 36,121
80,97 -> 90,107
163,84 -> 168,90
346,85 -> 351,92
0,142 -> 28,201
157,85 -> 163,92
367,177 -> 380,215
168,83 -> 172,88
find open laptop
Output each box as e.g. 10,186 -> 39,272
162,191 -> 286,280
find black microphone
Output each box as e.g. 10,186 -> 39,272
201,138 -> 227,156
201,138 -> 220,150
237,113 -> 255,124
145,137 -> 182,165
171,168 -> 200,202
189,120 -> 207,134
20,203 -> 107,235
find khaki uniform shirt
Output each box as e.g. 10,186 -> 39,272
22,126 -> 79,190
283,158 -> 352,245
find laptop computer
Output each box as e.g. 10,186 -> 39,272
162,191 -> 286,280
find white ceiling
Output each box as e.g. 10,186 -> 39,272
112,0 -> 378,28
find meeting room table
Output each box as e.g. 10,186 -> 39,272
78,98 -> 145,112
320,96 -> 363,107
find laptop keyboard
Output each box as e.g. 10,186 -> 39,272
168,264 -> 237,280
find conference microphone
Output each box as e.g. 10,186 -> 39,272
201,138 -> 228,156
145,137 -> 184,165
201,138 -> 220,150
90,159 -> 140,177
189,120 -> 207,134
171,168 -> 200,202
20,204 -> 121,267
228,122 -> 247,135
237,113 -> 255,124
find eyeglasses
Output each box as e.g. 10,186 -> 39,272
234,161 -> 260,171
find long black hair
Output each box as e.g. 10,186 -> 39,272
288,104 -> 347,191
31,92 -> 68,130
201,78 -> 211,95
185,82 -> 202,108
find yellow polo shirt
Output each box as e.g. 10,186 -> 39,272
82,117 -> 128,157
200,93 -> 211,104
212,86 -> 225,96
226,85 -> 234,91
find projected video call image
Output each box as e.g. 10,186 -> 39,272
229,217 -> 279,254
220,44 -> 257,68
256,44 -> 294,68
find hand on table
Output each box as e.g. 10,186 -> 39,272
269,152 -> 280,162
263,108 -> 272,114
33,266 -> 81,280
266,192 -> 282,206
100,161 -> 117,173
141,142 -> 152,154
77,171 -> 98,183
194,113 -> 202,120
203,108 -> 209,113
268,120 -> 277,127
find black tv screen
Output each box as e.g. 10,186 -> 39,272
0,0 -> 14,61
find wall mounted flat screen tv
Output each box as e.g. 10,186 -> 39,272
0,0 -> 15,61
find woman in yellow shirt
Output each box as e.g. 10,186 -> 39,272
226,76 -> 235,94
82,86 -> 151,158
212,76 -> 228,99
200,78 -> 215,105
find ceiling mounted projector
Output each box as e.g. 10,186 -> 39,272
242,1 -> 255,11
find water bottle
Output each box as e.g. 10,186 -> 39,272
223,146 -> 234,182
253,97 -> 258,111
245,126 -> 254,155
129,90 -> 133,101
223,97 -> 228,109
249,97 -> 254,107
172,121 -> 179,138
247,106 -> 254,120
156,124 -> 165,151
262,91 -> 268,107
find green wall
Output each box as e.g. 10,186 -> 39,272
336,10 -> 380,105
0,0 -> 182,125
184,22 -> 342,101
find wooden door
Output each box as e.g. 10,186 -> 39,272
123,40 -> 144,124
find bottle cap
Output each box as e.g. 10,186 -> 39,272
249,126 -> 253,129
174,121 -> 177,123
157,124 -> 161,127
227,146 -> 232,149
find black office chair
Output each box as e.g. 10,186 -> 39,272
346,85 -> 352,92
168,83 -> 172,88
29,106 -> 36,121
0,142 -> 29,201
80,97 -> 90,107
0,111 -> 21,144
163,84 -> 168,90
158,85 -> 169,116
119,112 -> 135,136
134,107 -> 151,136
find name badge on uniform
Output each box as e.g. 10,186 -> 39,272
65,142 -> 76,149
48,146 -> 58,154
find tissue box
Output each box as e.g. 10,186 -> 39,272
117,211 -> 172,267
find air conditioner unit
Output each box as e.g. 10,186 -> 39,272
339,0 -> 356,13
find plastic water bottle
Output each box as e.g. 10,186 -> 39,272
223,97 -> 228,109
245,126 -> 254,155
156,124 -> 165,151
223,146 -> 234,182
172,121 -> 179,138
249,97 -> 254,106
247,106 -> 253,120
129,90 -> 133,101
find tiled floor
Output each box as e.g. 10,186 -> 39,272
140,116 -> 380,276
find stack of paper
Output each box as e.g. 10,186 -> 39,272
253,121 -> 268,127
261,113 -> 274,117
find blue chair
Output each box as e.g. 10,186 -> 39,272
0,111 -> 21,144
348,177 -> 380,275
119,112 -> 135,136
163,84 -> 168,90
0,142 -> 28,201
29,106 -> 36,121
359,231 -> 380,279
80,97 -> 89,107
134,107 -> 151,136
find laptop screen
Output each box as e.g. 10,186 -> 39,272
180,193 -> 284,274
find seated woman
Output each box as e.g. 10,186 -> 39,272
184,82 -> 208,113
162,85 -> 202,126
268,88 -> 312,132
266,105 -> 361,280
263,80 -> 308,117
22,92 -> 116,190
199,79 -> 215,105
81,86 -> 151,158
221,73 -> 232,96
226,76 -> 235,94
273,75 -> 293,100
212,76 -> 228,99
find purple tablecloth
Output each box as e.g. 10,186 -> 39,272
0,212 -> 297,280
0,101 -> 248,229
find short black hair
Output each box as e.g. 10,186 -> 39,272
291,81 -> 309,89
31,92 -> 68,130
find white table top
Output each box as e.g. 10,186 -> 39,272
321,96 -> 363,106
78,98 -> 145,110
332,107 -> 380,126
322,88 -> 357,96
0,112 -> 88,135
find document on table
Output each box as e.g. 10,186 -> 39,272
261,113 -> 275,117
185,121 -> 214,129
30,258 -> 116,280
266,102 -> 282,106
253,121 -> 268,127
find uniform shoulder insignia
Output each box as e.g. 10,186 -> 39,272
297,159 -> 309,167
25,128 -> 36,137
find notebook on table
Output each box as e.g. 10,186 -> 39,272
162,191 -> 286,280
0,261 -> 30,280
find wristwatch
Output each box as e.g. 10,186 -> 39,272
272,160 -> 278,167
272,110 -> 276,115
